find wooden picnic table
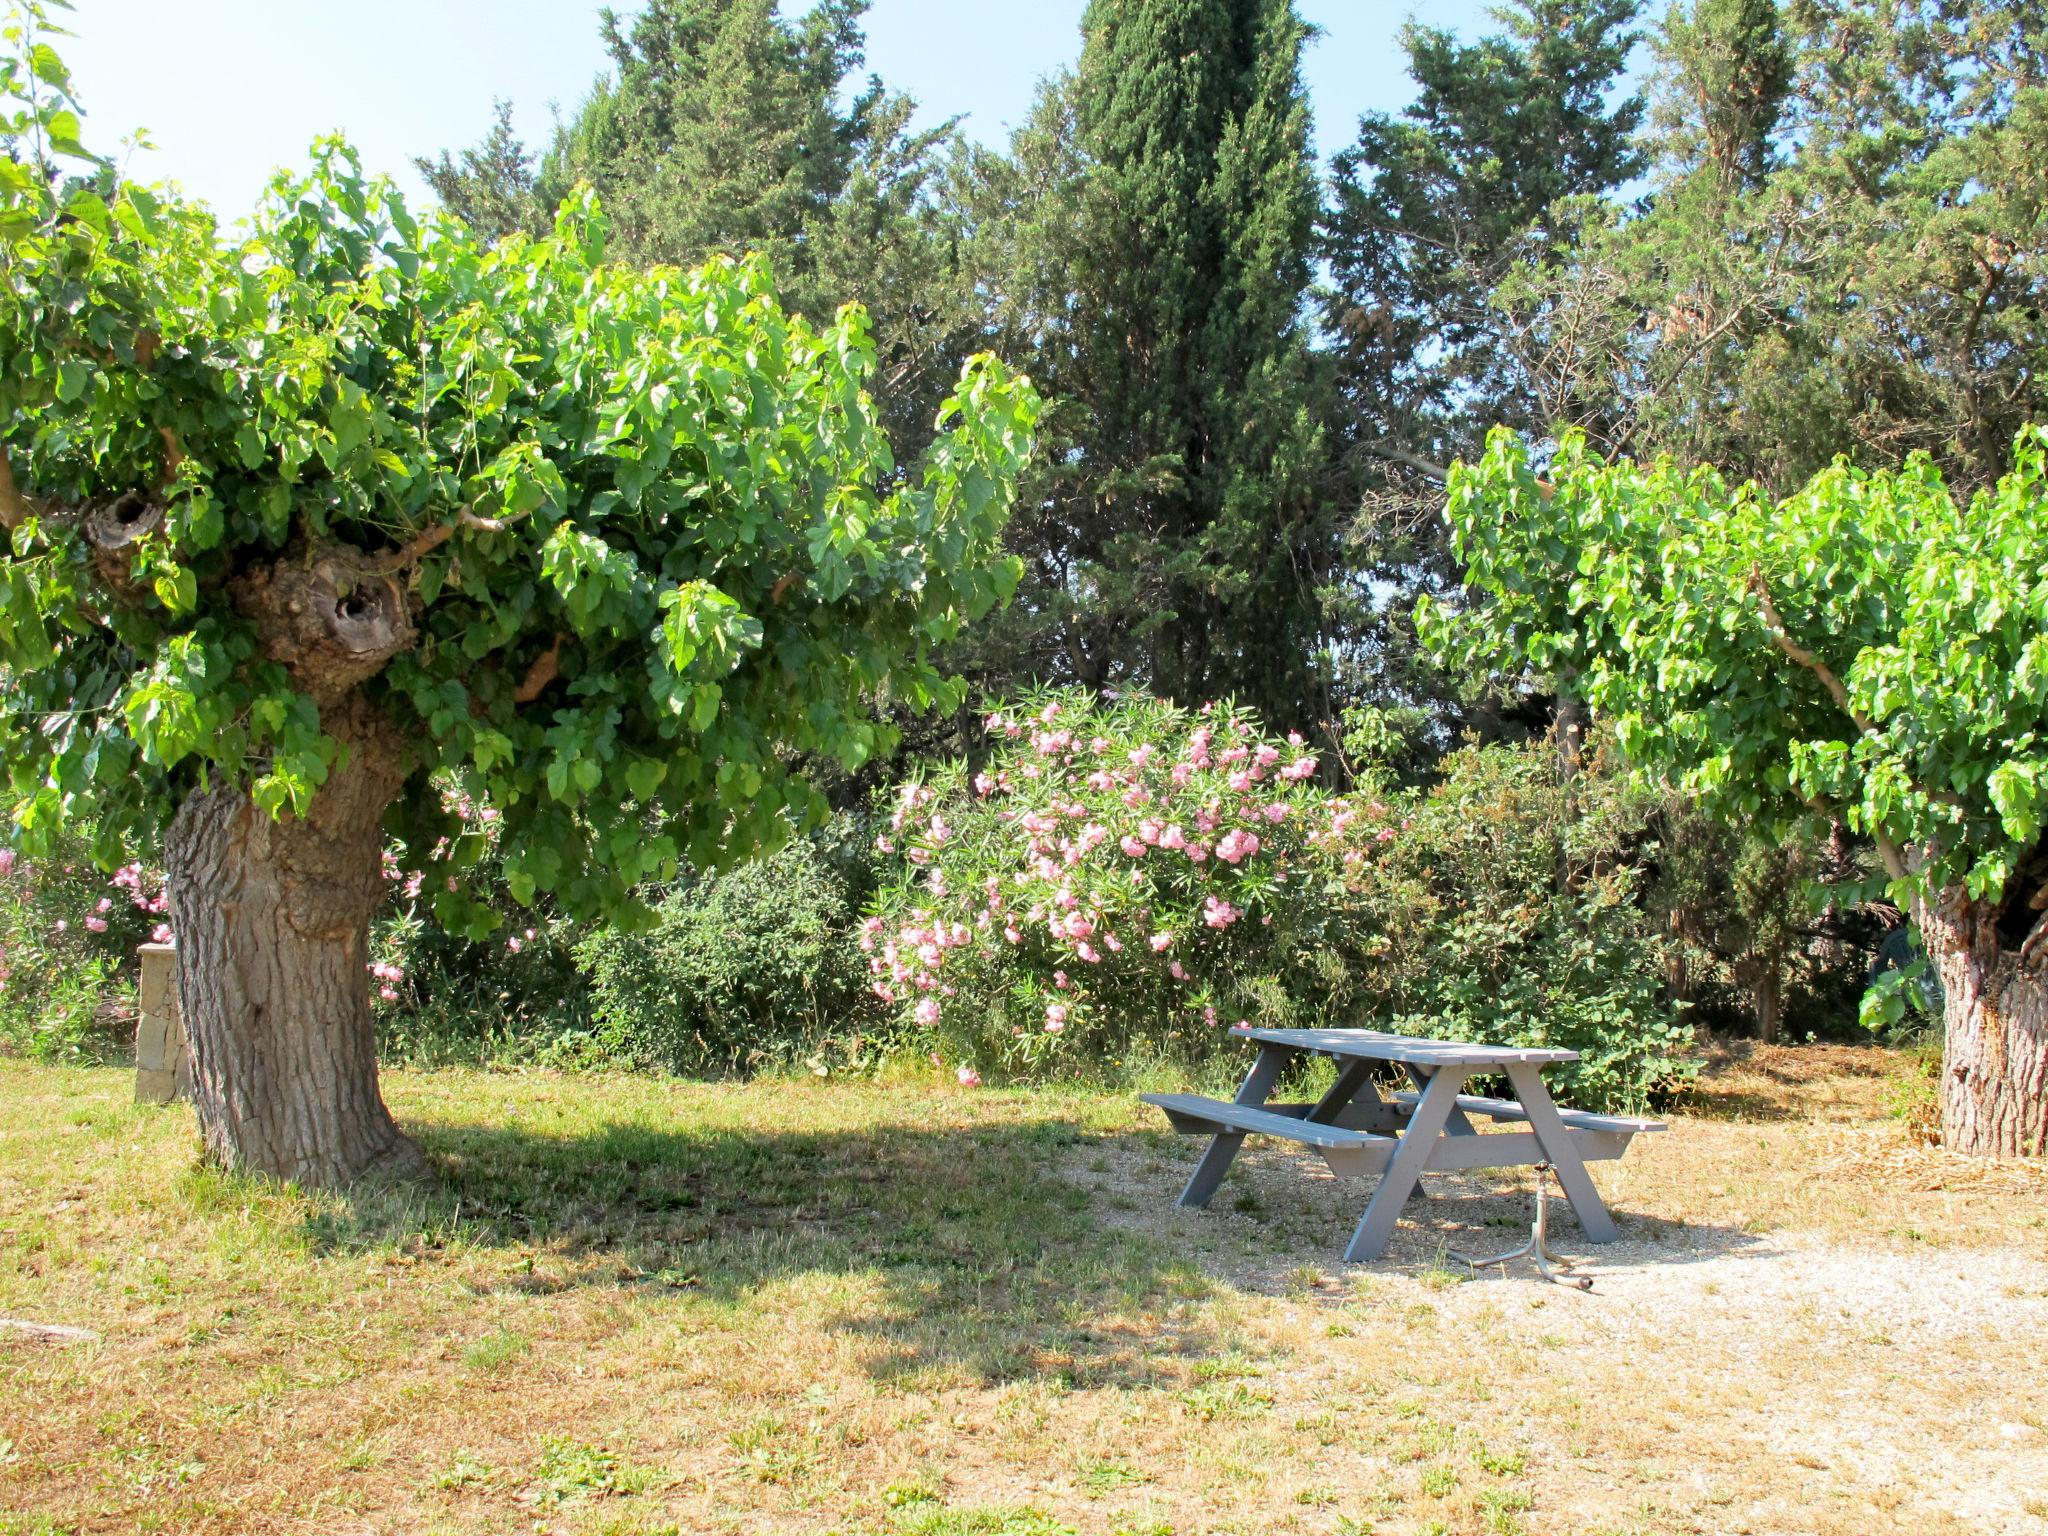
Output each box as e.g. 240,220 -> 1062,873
1142,1026 -> 1665,1262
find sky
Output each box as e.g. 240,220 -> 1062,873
58,0 -> 1506,221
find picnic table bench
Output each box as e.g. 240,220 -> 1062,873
1143,1026 -> 1665,1262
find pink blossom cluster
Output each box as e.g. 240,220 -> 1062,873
367,959 -> 407,1004
869,696 -> 1396,1081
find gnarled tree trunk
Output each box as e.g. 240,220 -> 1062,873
1921,883 -> 2048,1157
157,516 -> 430,1192
164,695 -> 416,1186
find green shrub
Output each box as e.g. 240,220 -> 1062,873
1313,739 -> 1697,1110
872,691 -> 1696,1109
576,830 -> 881,1074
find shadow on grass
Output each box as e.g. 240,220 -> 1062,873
299,1110 -> 1227,1391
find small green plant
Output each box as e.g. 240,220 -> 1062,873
431,1450 -> 494,1490
460,1327 -> 528,1372
531,1438 -> 649,1505
1078,1457 -> 1148,1495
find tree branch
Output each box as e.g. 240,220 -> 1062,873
0,439 -> 28,532
369,508 -> 515,574
1356,440 -> 1451,483
1747,566 -> 1875,733
512,635 -> 562,704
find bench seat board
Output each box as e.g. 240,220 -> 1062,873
1386,1089 -> 1666,1136
1147,1094 -> 1639,1175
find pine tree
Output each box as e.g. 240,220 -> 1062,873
1316,0 -> 1645,726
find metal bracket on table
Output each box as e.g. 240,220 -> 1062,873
1456,1164 -> 1593,1290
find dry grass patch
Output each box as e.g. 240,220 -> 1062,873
1,1043 -> 2045,1535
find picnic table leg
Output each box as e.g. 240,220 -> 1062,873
1342,1065 -> 1468,1262
1308,1058 -> 1377,1124
1404,1063 -> 1476,1134
1177,1043 -> 1289,1208
1502,1063 -> 1619,1243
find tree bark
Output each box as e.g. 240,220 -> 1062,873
1922,887 -> 2048,1157
162,695 -> 421,1188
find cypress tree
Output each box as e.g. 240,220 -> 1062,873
975,0 -> 1336,725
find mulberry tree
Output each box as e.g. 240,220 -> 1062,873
0,17 -> 1038,1184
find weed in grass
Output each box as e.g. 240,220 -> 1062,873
460,1325 -> 528,1371
895,1506 -> 1078,1536
1079,1457 -> 1149,1496
1294,1482 -> 1338,1506
885,1474 -> 944,1508
1478,1486 -> 1534,1533
1285,1265 -> 1324,1298
430,1450 -> 495,1490
727,1413 -> 820,1486
1176,1380 -> 1274,1421
1107,1523 -> 1173,1536
530,1437 -> 649,1506
1472,1445 -> 1526,1477
1419,1464 -> 1459,1497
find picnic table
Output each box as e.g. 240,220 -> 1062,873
1142,1026 -> 1665,1262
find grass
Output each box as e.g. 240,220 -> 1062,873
1,1043 -> 2046,1534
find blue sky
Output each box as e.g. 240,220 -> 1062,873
61,0 -> 1506,219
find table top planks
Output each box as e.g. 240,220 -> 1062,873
1229,1026 -> 1579,1067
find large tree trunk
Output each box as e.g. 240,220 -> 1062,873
162,695 -> 420,1187
1921,886 -> 2048,1157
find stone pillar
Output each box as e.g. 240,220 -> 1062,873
134,942 -> 188,1105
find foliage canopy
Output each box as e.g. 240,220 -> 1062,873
0,11 -> 1039,938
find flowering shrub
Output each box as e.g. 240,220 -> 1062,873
866,690 -> 1397,1075
0,835 -> 164,1061
869,694 -> 1698,1110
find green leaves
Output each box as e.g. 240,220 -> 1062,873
0,20 -> 1041,935
1432,425 -> 2048,909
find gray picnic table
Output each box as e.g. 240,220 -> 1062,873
1142,1026 -> 1665,1262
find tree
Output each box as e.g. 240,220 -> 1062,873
1497,0 -> 2048,497
420,0 -> 974,465
0,19 -> 1039,1185
1426,426 -> 2048,1155
1322,0 -> 1646,468
1317,0 -> 1644,731
959,0 -> 1340,726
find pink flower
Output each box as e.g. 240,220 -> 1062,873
1159,824 -> 1187,851
0,850 -> 14,876
94,897 -> 112,914
915,997 -> 942,1025
1280,757 -> 1318,782
1377,827 -> 1396,843
1203,896 -> 1241,929
1262,803 -> 1288,824
151,924 -> 173,944
1227,770 -> 1252,792
957,1065 -> 982,1087
1103,932 -> 1123,952
1169,961 -> 1188,980
1054,970 -> 1070,988
1128,744 -> 1155,770
506,936 -> 523,953
379,986 -> 399,1003
1216,829 -> 1261,865
1149,932 -> 1174,952
1186,844 -> 1209,863
1255,744 -> 1281,767
1120,835 -> 1148,858
1076,942 -> 1100,963
1045,1002 -> 1068,1027
974,772 -> 996,796
84,916 -> 108,934
1004,925 -> 1023,944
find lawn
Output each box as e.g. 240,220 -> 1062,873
3,1045 -> 2046,1535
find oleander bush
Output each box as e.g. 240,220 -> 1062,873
870,691 -> 1696,1108
0,831 -> 167,1062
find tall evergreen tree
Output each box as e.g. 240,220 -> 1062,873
965,0 -> 1338,726
1322,0 -> 1646,469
